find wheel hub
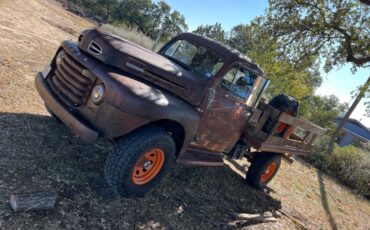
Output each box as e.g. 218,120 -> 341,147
131,148 -> 165,185
143,161 -> 152,170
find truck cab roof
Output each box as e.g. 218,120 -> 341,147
162,33 -> 265,77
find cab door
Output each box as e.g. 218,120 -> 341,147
193,66 -> 256,152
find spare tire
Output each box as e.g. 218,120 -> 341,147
262,94 -> 299,136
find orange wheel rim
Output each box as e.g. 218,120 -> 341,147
131,148 -> 165,185
260,162 -> 276,183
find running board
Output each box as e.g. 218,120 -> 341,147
177,149 -> 224,166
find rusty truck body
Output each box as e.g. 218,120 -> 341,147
35,29 -> 325,197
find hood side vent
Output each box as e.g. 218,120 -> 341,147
88,41 -> 102,55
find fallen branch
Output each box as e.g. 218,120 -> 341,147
10,192 -> 56,212
232,212 -> 277,223
277,209 -> 306,228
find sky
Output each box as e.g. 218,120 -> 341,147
159,0 -> 369,127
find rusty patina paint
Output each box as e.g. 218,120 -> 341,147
35,29 -> 266,161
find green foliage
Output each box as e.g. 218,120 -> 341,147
307,137 -> 370,198
67,0 -> 188,42
193,23 -> 226,42
305,136 -> 331,170
228,18 -> 322,101
266,0 -> 370,72
299,95 -> 348,131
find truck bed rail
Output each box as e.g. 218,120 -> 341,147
243,101 -> 326,156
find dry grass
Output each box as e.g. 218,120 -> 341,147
0,0 -> 369,229
100,24 -> 163,51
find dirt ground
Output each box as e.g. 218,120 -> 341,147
0,1 -> 369,229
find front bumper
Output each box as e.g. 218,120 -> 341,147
35,71 -> 98,143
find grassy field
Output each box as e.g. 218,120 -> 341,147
0,0 -> 369,229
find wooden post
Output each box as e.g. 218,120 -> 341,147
10,192 -> 56,212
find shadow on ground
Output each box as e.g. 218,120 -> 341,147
0,112 -> 281,229
317,170 -> 338,230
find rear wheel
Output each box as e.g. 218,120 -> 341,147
246,152 -> 281,188
105,127 -> 176,197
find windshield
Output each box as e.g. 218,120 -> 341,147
161,39 -> 224,78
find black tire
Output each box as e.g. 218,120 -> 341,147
246,152 -> 281,188
262,94 -> 299,136
45,104 -> 61,123
105,126 -> 176,197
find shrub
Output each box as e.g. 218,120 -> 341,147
305,136 -> 330,170
327,146 -> 370,197
306,137 -> 370,198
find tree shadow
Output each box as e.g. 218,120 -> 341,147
0,112 -> 282,229
317,169 -> 338,230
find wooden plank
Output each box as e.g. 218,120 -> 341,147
249,108 -> 262,125
278,113 -> 325,135
268,117 -> 282,136
265,136 -> 308,149
303,132 -> 314,143
269,106 -> 281,119
253,106 -> 273,132
259,143 -> 311,155
255,130 -> 268,140
308,133 -> 317,144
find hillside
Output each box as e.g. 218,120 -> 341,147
0,0 -> 369,229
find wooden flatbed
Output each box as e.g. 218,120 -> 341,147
244,101 -> 326,156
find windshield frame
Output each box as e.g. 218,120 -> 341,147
159,38 -> 226,79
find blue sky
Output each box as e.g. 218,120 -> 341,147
159,0 -> 369,127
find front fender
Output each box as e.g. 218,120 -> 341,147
61,40 -> 200,154
93,64 -> 200,154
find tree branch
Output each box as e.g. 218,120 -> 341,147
358,0 -> 370,5
332,26 -> 370,66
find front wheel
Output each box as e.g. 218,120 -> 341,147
105,127 -> 176,197
246,152 -> 281,188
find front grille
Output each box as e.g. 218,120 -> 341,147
47,52 -> 95,107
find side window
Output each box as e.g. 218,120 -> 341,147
221,67 -> 256,99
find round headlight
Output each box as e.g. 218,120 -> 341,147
91,84 -> 105,104
56,50 -> 65,65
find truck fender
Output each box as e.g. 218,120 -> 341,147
92,66 -> 200,155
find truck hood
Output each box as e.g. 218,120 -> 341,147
78,29 -> 207,106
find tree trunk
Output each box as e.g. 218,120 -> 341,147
152,30 -> 163,51
328,76 -> 370,153
10,192 -> 56,212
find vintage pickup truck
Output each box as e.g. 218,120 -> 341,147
35,29 -> 325,197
